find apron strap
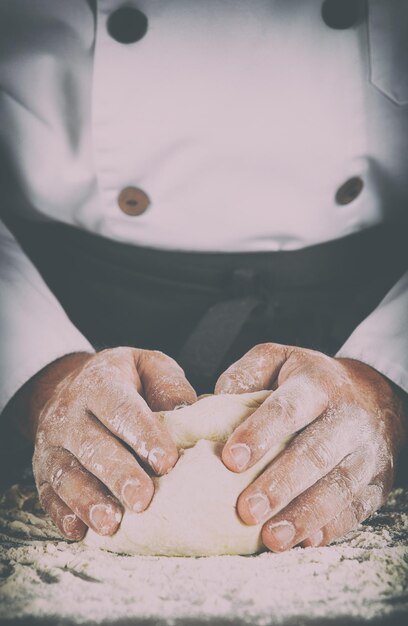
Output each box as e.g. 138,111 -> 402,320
178,295 -> 261,389
179,268 -> 268,388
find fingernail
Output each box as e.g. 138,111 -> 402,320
267,520 -> 295,550
229,443 -> 251,471
90,504 -> 121,534
122,479 -> 143,512
62,514 -> 80,537
309,529 -> 324,548
247,492 -> 271,523
148,447 -> 166,474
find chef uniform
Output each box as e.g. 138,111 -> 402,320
0,0 -> 407,405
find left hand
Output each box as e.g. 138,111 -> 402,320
215,344 -> 406,551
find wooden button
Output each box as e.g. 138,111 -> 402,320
118,187 -> 150,216
107,7 -> 148,44
335,177 -> 364,205
321,0 -> 365,30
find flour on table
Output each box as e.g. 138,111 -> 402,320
1,482 -> 407,625
85,390 -> 291,556
1,392 -> 407,624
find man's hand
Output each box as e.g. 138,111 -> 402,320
215,344 -> 406,551
14,347 -> 196,541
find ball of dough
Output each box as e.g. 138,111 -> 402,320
84,391 -> 291,557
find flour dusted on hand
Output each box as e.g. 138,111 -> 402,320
84,391 -> 290,557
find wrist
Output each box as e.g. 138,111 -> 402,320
5,352 -> 93,441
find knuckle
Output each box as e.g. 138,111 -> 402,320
253,342 -> 288,360
332,467 -> 356,503
32,445 -> 43,470
50,467 -> 65,490
266,474 -> 293,511
303,349 -> 334,372
77,436 -> 112,470
272,394 -> 298,419
148,350 -> 178,367
292,499 -> 319,535
85,350 -> 133,384
101,346 -> 131,360
214,372 -> 231,392
50,458 -> 81,491
306,438 -> 335,473
219,361 -> 240,378
216,368 -> 251,393
139,349 -> 183,376
251,343 -> 273,357
76,438 -> 97,464
34,428 -> 47,448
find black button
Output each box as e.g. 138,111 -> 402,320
107,7 -> 148,44
335,177 -> 364,205
321,0 -> 365,30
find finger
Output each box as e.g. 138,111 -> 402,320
37,481 -> 86,540
237,410 -> 361,525
136,350 -> 197,411
36,447 -> 123,536
301,482 -> 384,548
261,449 -> 376,552
222,374 -> 328,472
86,370 -> 179,476
65,412 -> 154,513
215,343 -> 289,394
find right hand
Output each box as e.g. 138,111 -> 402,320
16,347 -> 196,541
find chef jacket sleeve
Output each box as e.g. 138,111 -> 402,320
0,219 -> 95,414
336,271 -> 408,394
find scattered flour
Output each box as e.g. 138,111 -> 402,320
0,482 -> 407,624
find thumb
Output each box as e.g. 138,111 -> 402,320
136,350 -> 197,411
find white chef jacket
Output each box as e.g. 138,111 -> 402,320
1,0 -> 407,412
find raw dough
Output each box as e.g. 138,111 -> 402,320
84,391 -> 291,556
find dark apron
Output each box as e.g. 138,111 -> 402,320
8,218 -> 408,394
